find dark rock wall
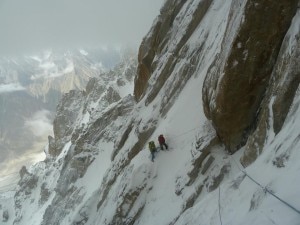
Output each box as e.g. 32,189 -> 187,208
241,8 -> 300,166
134,0 -> 213,102
134,0 -> 187,101
202,0 -> 298,153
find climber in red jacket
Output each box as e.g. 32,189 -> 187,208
158,134 -> 168,150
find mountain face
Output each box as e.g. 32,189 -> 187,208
202,0 -> 298,154
0,48 -> 121,175
0,49 -> 111,104
1,1 -> 300,225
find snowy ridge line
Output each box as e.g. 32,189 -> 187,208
229,154 -> 300,215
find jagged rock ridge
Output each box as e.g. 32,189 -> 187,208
1,1 -> 300,225
0,48 -> 118,175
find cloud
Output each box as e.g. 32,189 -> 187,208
0,146 -> 46,178
30,59 -> 75,80
0,0 -> 164,56
0,110 -> 52,177
24,110 -> 53,137
0,83 -> 26,93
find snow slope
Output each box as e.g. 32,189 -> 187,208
0,0 -> 300,225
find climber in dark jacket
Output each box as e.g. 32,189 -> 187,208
158,134 -> 168,150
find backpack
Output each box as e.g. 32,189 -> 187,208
148,141 -> 156,152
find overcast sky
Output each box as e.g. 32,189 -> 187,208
0,0 -> 164,56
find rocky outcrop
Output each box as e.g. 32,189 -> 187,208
51,90 -> 84,156
202,0 -> 298,153
40,58 -> 138,224
187,136 -> 219,186
14,167 -> 39,223
96,123 -> 156,211
0,49 -> 106,173
10,54 -> 138,225
241,9 -> 300,166
134,0 -> 213,102
134,0 -> 186,101
103,163 -> 152,225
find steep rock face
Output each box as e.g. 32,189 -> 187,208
202,0 -> 298,152
134,0 -> 212,102
133,0 -> 185,101
81,1 -> 237,223
136,0 -> 298,154
51,1 -> 300,224
0,49 -> 108,175
14,167 -> 38,223
11,55 -> 137,225
4,1 -> 300,225
241,10 -> 300,166
50,90 -> 84,156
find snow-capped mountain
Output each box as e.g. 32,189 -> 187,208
1,0 -> 300,225
0,48 -> 123,178
0,48 -> 117,102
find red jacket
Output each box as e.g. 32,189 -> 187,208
158,135 -> 165,144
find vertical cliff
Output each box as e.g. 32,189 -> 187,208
202,0 -> 298,153
3,1 -> 300,225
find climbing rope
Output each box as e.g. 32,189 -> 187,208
229,154 -> 300,215
158,124 -> 300,217
149,126 -> 201,148
169,126 -> 201,139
